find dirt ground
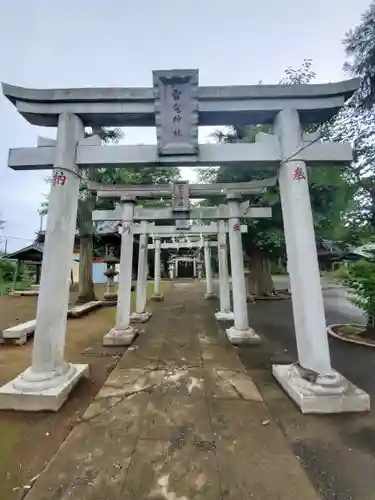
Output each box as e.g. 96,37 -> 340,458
0,283 -> 158,500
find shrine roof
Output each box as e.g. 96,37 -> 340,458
5,243 -> 44,262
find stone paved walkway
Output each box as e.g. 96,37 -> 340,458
25,282 -> 320,500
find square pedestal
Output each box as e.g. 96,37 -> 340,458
215,311 -> 234,322
0,364 -> 89,412
151,294 -> 164,301
225,326 -> 261,346
204,293 -> 217,300
103,326 -> 138,346
130,311 -> 152,323
272,364 -> 370,414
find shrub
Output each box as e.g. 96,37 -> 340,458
338,260 -> 375,330
0,259 -> 16,281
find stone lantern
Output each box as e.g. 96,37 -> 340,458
168,262 -> 174,279
104,246 -> 119,302
197,262 -> 203,280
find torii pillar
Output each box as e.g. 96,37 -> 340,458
226,194 -> 260,345
203,237 -> 216,299
0,113 -> 89,411
130,222 -> 152,322
104,197 -> 139,345
215,220 -> 234,321
272,107 -> 370,413
151,237 -> 163,301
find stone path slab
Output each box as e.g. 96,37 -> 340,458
25,282 -> 320,500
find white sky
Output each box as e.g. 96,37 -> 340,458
0,0 -> 371,252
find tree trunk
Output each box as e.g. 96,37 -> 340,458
362,312 -> 375,339
76,192 -> 97,304
246,251 -> 275,297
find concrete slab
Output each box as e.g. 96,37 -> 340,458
197,332 -> 221,346
1,319 -> 36,345
121,439 -> 220,500
96,368 -> 165,400
67,300 -> 102,317
159,367 -> 206,397
25,423 -> 135,500
140,394 -> 213,441
211,399 -> 321,499
0,364 -> 89,412
118,343 -> 162,370
10,290 -> 39,296
159,342 -> 201,368
273,364 -> 370,414
205,368 -> 264,401
201,344 -> 246,372
82,391 -> 151,436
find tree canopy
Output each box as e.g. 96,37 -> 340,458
199,60 -> 353,260
344,1 -> 375,109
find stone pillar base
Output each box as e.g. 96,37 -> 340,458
104,292 -> 118,301
272,364 -> 370,414
103,326 -> 138,346
204,293 -> 217,300
215,311 -> 234,322
225,326 -> 261,346
130,311 -> 152,323
0,364 -> 89,412
151,294 -> 164,301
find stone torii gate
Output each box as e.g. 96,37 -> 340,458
0,70 -> 369,414
94,199 -> 258,332
92,178 -> 272,334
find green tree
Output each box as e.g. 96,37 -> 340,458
338,260 -> 375,336
332,2 -> 375,240
199,60 -> 353,296
344,1 -> 375,109
76,127 -> 124,303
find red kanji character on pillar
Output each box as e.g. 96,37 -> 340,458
52,170 -> 67,186
233,222 -> 240,232
293,166 -> 306,181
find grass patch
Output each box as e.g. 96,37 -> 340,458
0,281 -> 30,296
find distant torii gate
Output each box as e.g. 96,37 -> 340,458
91,179 -> 269,343
0,70 -> 368,415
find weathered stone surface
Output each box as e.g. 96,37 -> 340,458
118,343 -> 162,370
140,393 -> 213,442
205,368 -> 263,401
210,399 -> 320,499
95,368 -> 164,399
201,344 -> 246,372
158,367 -> 206,397
122,439 -> 220,500
25,422 -> 136,500
159,341 -> 201,368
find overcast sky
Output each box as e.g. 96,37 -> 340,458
0,0 -> 371,252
